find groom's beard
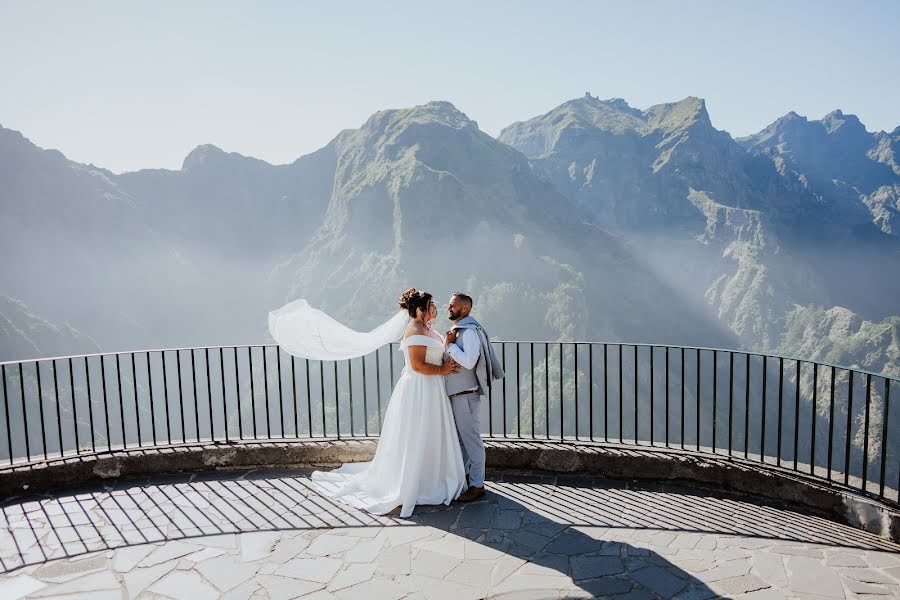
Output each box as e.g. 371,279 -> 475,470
448,310 -> 462,321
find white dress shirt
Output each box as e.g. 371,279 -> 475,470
447,328 -> 482,371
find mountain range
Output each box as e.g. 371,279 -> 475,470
1,94 -> 898,377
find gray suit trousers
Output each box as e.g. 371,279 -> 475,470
450,392 -> 485,487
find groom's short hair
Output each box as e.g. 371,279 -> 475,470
451,292 -> 473,308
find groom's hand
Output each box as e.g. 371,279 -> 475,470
445,329 -> 458,345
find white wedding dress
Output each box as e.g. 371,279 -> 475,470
310,334 -> 467,517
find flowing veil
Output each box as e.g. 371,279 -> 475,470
267,299 -> 410,361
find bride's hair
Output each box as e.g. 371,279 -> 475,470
398,288 -> 433,319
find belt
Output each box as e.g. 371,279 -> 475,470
449,390 -> 480,399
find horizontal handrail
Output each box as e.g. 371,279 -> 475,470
5,341 -> 896,383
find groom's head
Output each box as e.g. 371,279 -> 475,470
447,292 -> 473,322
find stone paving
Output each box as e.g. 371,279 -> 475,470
1,469 -> 899,599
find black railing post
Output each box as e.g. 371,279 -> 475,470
793,360 -> 801,470
333,360 -> 340,439
276,349 -> 285,439
248,348 -> 256,440
845,370 -> 854,486
530,343 -> 535,439
176,350 -> 186,444
516,343 -> 521,439
52,360 -> 63,457
70,358 -> 80,454
205,348 -> 214,442
389,343 -> 395,386
650,346 -> 655,446
84,357 -> 95,453
695,349 -> 700,453
681,348 -> 685,450
559,343 -> 563,440
190,349 -> 199,442
19,363 -> 30,460
348,358 -> 354,437
761,356 -> 768,463
574,343 -> 579,441
233,348 -> 242,441
2,365 -> 12,464
303,358 -> 311,437
634,345 -> 638,445
219,348 -> 227,442
744,354 -> 750,459
262,347 -> 271,439
603,343 -> 609,442
712,351 -> 717,454
665,346 -> 670,448
618,344 -> 623,444
100,355 -> 111,451
362,354 -> 369,437
291,356 -> 304,439
503,343 -> 508,439
319,360 -> 325,436
588,343 -> 593,442
487,346 -> 493,438
777,357 -> 784,466
132,353 -> 140,447
36,360 -> 48,459
827,366 -> 836,480
115,354 -> 125,449
810,362 -> 817,475
545,343 -> 549,440
880,379 -> 890,498
728,352 -> 733,457
862,374 -> 872,492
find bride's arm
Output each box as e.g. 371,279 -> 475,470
407,346 -> 460,376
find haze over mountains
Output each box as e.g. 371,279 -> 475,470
1,94 -> 898,377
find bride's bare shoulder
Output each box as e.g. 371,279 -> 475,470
403,321 -> 427,339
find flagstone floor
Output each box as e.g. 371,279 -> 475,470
1,468 -> 899,599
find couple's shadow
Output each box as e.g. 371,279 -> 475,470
405,475 -> 719,599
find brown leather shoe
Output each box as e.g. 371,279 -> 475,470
457,486 -> 485,503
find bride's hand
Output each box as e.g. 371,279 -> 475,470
441,358 -> 461,375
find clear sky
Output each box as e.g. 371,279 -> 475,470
1,0 -> 898,173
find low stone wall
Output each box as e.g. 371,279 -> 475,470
1,437 -> 897,543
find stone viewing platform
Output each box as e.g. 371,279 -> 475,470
2,341 -> 899,598
2,461 -> 900,598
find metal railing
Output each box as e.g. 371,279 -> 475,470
1,342 -> 897,506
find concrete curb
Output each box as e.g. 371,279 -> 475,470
1,438 -> 897,543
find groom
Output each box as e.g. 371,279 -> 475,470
444,292 -> 504,502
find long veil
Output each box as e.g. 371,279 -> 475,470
268,299 -> 410,361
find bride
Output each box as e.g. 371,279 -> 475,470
268,288 -> 467,517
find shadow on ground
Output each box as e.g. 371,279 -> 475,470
1,468 -> 898,598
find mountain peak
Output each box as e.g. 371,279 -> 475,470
181,144 -> 269,172
182,144 -> 226,171
770,111 -> 810,130
644,96 -> 711,132
605,97 -> 635,112
769,110 -> 810,131
361,101 -> 476,133
821,109 -> 867,135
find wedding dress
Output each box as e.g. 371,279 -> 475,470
267,300 -> 467,518
310,334 -> 467,517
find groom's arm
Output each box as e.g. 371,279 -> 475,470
447,329 -> 481,370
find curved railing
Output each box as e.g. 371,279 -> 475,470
1,342 -> 897,506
